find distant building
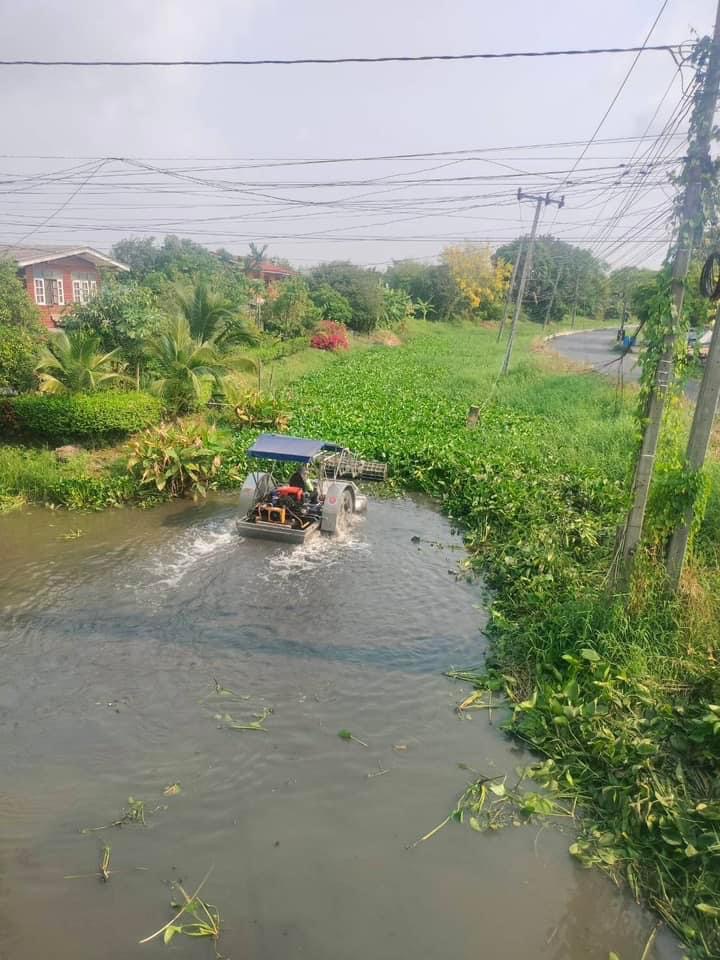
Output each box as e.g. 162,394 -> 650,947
245,260 -> 294,286
1,245 -> 130,328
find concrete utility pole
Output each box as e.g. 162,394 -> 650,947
617,5 -> 720,588
496,238 -> 523,342
501,190 -> 564,375
666,295 -> 720,585
543,262 -> 564,330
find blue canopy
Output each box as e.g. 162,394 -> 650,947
247,433 -> 342,463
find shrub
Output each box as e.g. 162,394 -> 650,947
11,391 -> 163,442
261,277 -> 320,339
229,389 -> 290,430
310,320 -> 350,352
0,323 -> 42,392
127,422 -> 225,497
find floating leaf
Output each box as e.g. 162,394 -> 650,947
163,783 -> 182,797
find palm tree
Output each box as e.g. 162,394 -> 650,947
245,242 -> 268,273
35,330 -> 126,394
172,281 -> 259,350
145,316 -> 255,414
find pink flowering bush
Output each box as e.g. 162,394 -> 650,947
310,320 -> 350,352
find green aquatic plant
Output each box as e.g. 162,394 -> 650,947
338,729 -> 368,747
140,868 -> 223,957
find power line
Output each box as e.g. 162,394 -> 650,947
549,0 -> 673,227
0,44 -> 687,68
0,134 -> 686,165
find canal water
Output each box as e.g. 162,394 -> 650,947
0,495 -> 678,960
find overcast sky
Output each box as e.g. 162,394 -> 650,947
0,0 -> 716,269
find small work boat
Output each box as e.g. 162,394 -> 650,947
236,434 -> 387,544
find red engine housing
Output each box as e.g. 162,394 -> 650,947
275,485 -> 304,502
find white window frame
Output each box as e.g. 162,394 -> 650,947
34,277 -> 46,305
56,278 -> 64,305
71,276 -> 97,304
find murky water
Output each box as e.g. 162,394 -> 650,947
0,495 -> 678,960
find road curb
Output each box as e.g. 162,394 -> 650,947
542,326 -> 616,344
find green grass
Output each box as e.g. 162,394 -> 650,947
0,444 -> 133,508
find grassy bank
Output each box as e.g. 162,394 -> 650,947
285,324 -> 719,957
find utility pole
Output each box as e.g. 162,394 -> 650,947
501,190 -> 564,375
666,290 -> 720,585
497,239 -> 523,343
570,273 -> 580,329
617,5 -> 720,588
543,262 -> 564,330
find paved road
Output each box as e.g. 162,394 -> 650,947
549,328 -> 642,381
549,328 -> 700,403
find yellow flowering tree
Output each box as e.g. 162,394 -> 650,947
441,245 -> 512,319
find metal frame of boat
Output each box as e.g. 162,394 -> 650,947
236,434 -> 386,543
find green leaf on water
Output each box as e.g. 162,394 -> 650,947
164,925 -> 180,945
488,782 -> 506,797
468,816 -> 483,832
338,729 -> 353,741
163,782 -> 182,797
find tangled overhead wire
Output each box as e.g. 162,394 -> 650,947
699,251 -> 720,300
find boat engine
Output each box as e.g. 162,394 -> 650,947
256,485 -> 307,528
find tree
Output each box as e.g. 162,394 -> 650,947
0,262 -> 42,328
245,242 -> 269,272
144,316 -> 254,414
605,266 -> 657,320
262,277 -> 320,339
309,262 -> 383,333
0,323 -> 41,393
310,283 -> 352,325
385,260 -> 459,321
35,331 -> 126,394
441,245 -> 512,320
172,281 -> 258,349
63,279 -> 162,362
496,237 -> 607,324
111,235 -> 238,285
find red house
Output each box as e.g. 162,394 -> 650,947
246,261 -> 294,285
2,245 -> 130,329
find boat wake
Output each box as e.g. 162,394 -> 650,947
137,516 -> 237,593
262,516 -> 370,581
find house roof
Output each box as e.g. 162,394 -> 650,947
0,244 -> 129,271
247,261 -> 294,277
